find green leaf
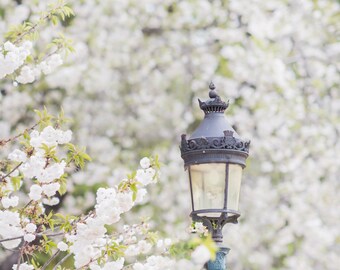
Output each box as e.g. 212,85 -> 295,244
146,232 -> 158,244
56,107 -> 72,127
10,177 -> 22,191
151,155 -> 161,170
58,183 -> 67,196
65,144 -> 91,169
130,184 -> 138,201
51,15 -> 58,25
54,213 -> 66,220
127,170 -> 136,180
48,218 -> 55,231
30,258 -> 40,269
81,151 -> 92,162
34,107 -> 54,130
23,130 -> 30,140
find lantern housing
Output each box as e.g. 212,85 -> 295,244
180,82 -> 250,242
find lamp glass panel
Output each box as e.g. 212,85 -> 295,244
190,163 -> 226,213
227,164 -> 243,211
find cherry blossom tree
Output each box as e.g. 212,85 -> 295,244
1,0 -> 339,269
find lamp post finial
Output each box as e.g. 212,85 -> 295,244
209,81 -> 217,98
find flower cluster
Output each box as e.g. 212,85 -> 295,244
67,157 -> 158,268
1,195 -> 19,208
23,222 -> 37,243
132,249 -> 210,270
133,256 -> 176,269
90,259 -> 125,270
0,210 -> 23,249
16,54 -> 63,84
0,120 -> 214,270
11,263 -> 33,270
191,222 -> 209,237
0,41 -> 32,79
0,125 -> 74,255
9,126 -> 72,204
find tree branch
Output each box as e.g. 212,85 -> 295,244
0,162 -> 23,183
0,122 -> 38,147
41,250 -> 60,270
52,252 -> 72,270
0,232 -> 64,243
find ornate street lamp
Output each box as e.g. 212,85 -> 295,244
180,82 -> 250,269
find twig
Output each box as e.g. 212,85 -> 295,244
52,252 -> 72,270
38,48 -> 60,63
0,162 -> 23,182
0,232 -> 64,243
13,2 -> 67,45
43,232 -> 65,238
16,242 -> 25,270
41,250 -> 60,270
0,235 -> 23,243
0,122 -> 38,147
14,21 -> 40,45
19,200 -> 33,215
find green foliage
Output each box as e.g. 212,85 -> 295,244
56,108 -> 72,128
46,0 -> 75,24
54,213 -> 78,233
23,130 -> 31,140
119,156 -> 161,201
104,242 -> 126,261
35,107 -> 54,130
47,34 -> 75,57
65,143 -> 92,169
4,0 -> 74,44
118,179 -> 129,192
4,21 -> 37,42
56,267 -> 71,270
190,236 -> 218,261
19,131 -> 34,153
30,258 -> 41,270
145,231 -> 159,245
169,235 -> 217,261
34,106 -> 74,133
40,143 -> 59,162
150,155 -> 161,170
45,211 -> 56,231
10,175 -> 23,191
130,183 -> 138,201
58,174 -> 68,196
41,234 -> 57,255
118,176 -> 140,202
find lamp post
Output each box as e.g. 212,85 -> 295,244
180,82 -> 250,270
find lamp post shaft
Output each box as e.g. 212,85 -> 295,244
207,247 -> 229,270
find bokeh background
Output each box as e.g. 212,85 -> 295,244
1,0 -> 339,269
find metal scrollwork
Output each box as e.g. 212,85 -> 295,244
198,137 -> 209,149
191,212 -> 240,243
211,138 -> 222,148
180,134 -> 188,152
188,140 -> 198,150
180,133 -> 250,154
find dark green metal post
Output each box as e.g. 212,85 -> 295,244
206,247 -> 229,270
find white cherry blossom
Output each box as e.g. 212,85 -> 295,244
57,241 -> 68,251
